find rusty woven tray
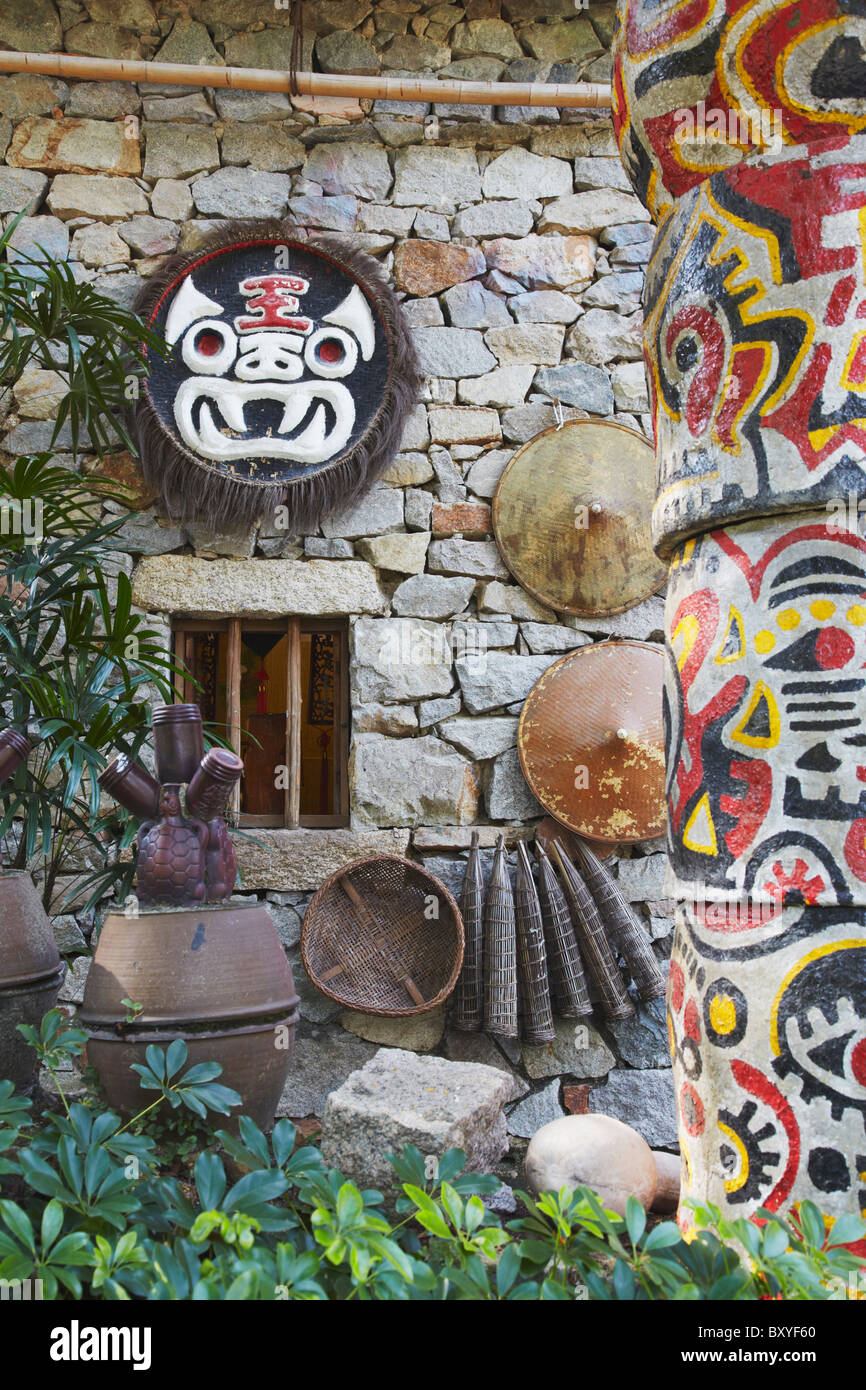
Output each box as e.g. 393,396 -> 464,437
535,815 -> 616,863
300,854 -> 464,1016
518,640 -> 666,843
492,418 -> 666,617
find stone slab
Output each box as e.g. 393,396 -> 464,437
234,827 -> 411,892
131,556 -> 388,617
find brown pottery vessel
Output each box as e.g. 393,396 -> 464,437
81,903 -> 300,1129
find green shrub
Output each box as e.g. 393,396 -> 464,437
0,218 -> 178,913
1,1011 -> 864,1301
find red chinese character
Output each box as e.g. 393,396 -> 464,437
236,275 -> 312,333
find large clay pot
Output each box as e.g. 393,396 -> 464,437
81,904 -> 299,1129
0,871 -> 65,1090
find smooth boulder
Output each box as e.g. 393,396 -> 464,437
524,1112 -> 657,1214
651,1150 -> 681,1214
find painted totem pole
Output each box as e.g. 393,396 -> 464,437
614,1 -> 866,1227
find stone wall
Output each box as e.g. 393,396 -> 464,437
0,0 -> 675,1146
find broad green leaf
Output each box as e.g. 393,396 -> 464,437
827,1213 -> 866,1248
414,1208 -> 452,1242
440,1183 -> 464,1230
797,1201 -> 827,1250
0,1200 -> 34,1253
165,1039 -> 188,1078
625,1195 -> 646,1247
271,1119 -> 296,1169
336,1184 -> 364,1228
40,1199 -> 64,1252
762,1223 -> 789,1260
540,1278 -> 571,1300
194,1152 -> 227,1212
435,1150 -> 467,1183
642,1222 -> 683,1252
496,1241 -> 522,1297
612,1258 -> 636,1300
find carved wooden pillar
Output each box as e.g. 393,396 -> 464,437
614,0 -> 866,1227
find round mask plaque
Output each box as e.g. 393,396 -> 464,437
492,418 -> 666,616
132,222 -> 418,529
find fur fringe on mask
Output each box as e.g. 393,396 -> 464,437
128,219 -> 420,533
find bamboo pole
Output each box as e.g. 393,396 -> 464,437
0,50 -> 612,110
226,618 -> 242,822
284,617 -> 301,831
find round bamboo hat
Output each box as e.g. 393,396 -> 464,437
518,640 -> 666,843
492,417 -> 666,617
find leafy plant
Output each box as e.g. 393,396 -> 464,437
0,219 -> 180,913
120,998 -> 143,1025
0,219 -> 165,458
1,1010 -> 864,1301
15,1010 -> 88,1117
127,1039 -> 240,1126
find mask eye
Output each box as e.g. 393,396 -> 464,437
181,319 -> 237,375
195,329 -> 223,357
304,326 -> 357,378
318,337 -> 345,364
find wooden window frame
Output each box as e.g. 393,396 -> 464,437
172,616 -> 350,830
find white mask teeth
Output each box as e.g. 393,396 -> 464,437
294,403 -> 329,454
215,391 -> 247,433
197,402 -> 226,451
174,379 -> 356,464
277,392 -> 309,435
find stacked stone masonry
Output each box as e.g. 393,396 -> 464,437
0,0 -> 674,1146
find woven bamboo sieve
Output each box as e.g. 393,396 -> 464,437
571,838 -> 667,1003
453,831 -> 484,1032
301,855 -> 464,1016
551,841 -> 635,1020
483,835 -> 518,1038
535,840 -> 593,1018
514,841 -> 556,1044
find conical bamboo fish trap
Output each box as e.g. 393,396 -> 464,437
514,841 -> 556,1045
571,838 -> 667,1002
551,841 -> 635,1020
453,831 -> 484,1032
534,840 -> 593,1019
483,835 -> 518,1038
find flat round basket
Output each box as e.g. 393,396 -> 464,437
300,855 -> 464,1016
